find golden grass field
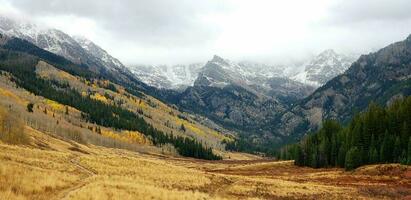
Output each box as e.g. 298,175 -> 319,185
1,126 -> 410,200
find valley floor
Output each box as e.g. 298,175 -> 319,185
1,129 -> 410,200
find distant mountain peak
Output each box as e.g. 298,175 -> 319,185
211,55 -> 228,65
318,49 -> 337,57
292,49 -> 357,87
321,49 -> 336,53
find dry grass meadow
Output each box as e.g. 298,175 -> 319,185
1,126 -> 410,200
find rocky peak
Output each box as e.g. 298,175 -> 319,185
210,55 -> 228,65
407,34 -> 411,42
318,49 -> 337,57
0,33 -> 9,45
292,49 -> 356,87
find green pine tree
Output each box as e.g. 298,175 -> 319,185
369,147 -> 379,164
380,130 -> 391,163
345,147 -> 361,170
407,137 -> 411,165
26,103 -> 34,112
393,137 -> 401,162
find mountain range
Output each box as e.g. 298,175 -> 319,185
131,50 -> 356,90
1,15 -> 410,153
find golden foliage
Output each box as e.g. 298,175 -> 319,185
36,61 -> 77,82
90,93 -> 109,104
44,99 -> 65,112
0,106 -> 29,145
0,87 -> 27,105
122,130 -> 152,145
32,60 -> 230,148
101,129 -> 151,145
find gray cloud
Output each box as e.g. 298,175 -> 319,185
8,0 -> 226,47
327,0 -> 411,24
2,0 -> 411,65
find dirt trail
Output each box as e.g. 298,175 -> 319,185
53,155 -> 97,200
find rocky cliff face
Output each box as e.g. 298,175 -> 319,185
278,35 -> 411,139
176,56 -> 315,145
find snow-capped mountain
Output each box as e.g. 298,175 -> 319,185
0,16 -> 86,63
194,55 -> 290,87
194,55 -> 246,87
0,16 -> 133,80
73,36 -> 127,73
130,51 -> 354,93
130,55 -> 294,90
175,56 -> 313,136
194,55 -> 315,101
292,49 -> 357,87
129,63 -> 203,89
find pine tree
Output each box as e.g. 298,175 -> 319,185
380,130 -> 391,163
280,96 -> 411,169
401,122 -> 409,150
180,124 -> 186,132
294,145 -> 304,166
337,145 -> 346,167
26,103 -> 34,112
345,147 -> 361,170
369,147 -> 379,164
407,137 -> 411,165
393,137 -> 401,162
368,134 -> 377,164
311,151 -> 318,168
331,134 -> 338,166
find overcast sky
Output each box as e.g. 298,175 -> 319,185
1,0 -> 411,65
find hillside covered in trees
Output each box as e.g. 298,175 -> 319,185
279,97 -> 411,170
0,35 -> 222,160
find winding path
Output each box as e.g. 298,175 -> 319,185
53,155 -> 97,200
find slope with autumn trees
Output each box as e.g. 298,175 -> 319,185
0,33 -> 233,160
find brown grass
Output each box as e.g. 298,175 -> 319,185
1,127 -> 410,200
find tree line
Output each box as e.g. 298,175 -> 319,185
278,97 -> 411,170
0,48 -> 221,160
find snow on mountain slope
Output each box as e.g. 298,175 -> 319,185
194,55 -> 290,87
73,36 -> 128,73
194,55 -> 315,101
130,55 -> 294,90
129,63 -> 203,89
0,16 -> 131,77
292,49 -> 357,87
